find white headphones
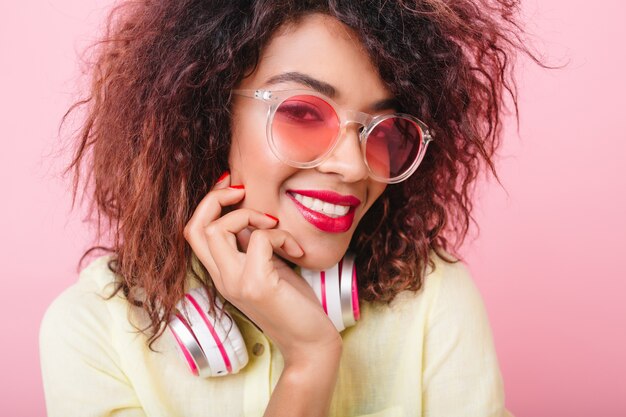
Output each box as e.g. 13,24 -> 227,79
167,253 -> 360,378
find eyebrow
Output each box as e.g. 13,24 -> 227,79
264,71 -> 400,112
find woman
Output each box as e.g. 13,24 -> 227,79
40,0 -> 528,416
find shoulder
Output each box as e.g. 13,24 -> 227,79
410,249 -> 493,336
359,249 -> 484,338
377,248 -> 493,344
418,252 -> 507,416
388,248 -> 481,311
427,249 -> 487,317
39,255 -> 123,350
39,256 -> 147,415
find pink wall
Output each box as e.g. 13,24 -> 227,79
1,0 -> 624,415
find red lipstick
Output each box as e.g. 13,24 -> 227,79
288,190 -> 361,206
286,189 -> 361,233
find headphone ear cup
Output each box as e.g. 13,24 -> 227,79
322,262 -> 346,332
168,310 -> 207,377
191,289 -> 249,376
300,252 -> 360,332
168,288 -> 248,378
339,253 -> 359,326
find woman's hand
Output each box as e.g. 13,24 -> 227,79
183,172 -> 343,365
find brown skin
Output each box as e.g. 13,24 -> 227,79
184,14 -> 394,416
73,0 -> 532,353
228,13 -> 390,270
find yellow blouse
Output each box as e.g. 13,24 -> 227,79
39,252 -> 513,417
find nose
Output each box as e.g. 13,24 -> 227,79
316,124 -> 369,182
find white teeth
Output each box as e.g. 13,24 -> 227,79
312,198 -> 324,211
291,193 -> 351,217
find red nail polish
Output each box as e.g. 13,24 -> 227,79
264,213 -> 279,223
229,184 -> 245,189
216,171 -> 230,183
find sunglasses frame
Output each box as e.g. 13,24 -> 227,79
232,88 -> 434,184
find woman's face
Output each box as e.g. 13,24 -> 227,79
229,13 -> 393,270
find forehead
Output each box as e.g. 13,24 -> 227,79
238,14 -> 392,104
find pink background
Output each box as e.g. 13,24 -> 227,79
1,0 -> 624,415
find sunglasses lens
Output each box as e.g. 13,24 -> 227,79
271,95 -> 339,163
365,117 -> 422,180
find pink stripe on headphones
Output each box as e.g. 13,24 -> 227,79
352,263 -> 360,320
320,270 -> 328,314
185,294 -> 233,374
169,315 -> 199,376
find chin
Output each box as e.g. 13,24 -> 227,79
292,250 -> 346,272
278,223 -> 354,271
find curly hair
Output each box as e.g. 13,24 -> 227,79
64,0 -> 538,349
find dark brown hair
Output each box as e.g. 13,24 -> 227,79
65,0 -> 540,348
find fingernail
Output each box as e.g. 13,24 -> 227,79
229,184 -> 245,189
264,213 -> 279,223
216,170 -> 230,183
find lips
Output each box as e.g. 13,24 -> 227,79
287,189 -> 361,233
289,189 -> 362,206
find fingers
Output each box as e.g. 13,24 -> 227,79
184,171 -> 241,275
213,170 -> 231,190
183,188 -> 242,271
188,187 -> 245,231
183,171 -> 306,310
208,227 -> 304,304
235,228 -> 253,252
245,229 -> 305,279
205,209 -> 284,278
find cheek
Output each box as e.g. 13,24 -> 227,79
229,101 -> 270,176
229,130 -> 299,213
363,183 -> 387,213
229,118 -> 269,180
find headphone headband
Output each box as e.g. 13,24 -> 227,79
168,253 -> 360,377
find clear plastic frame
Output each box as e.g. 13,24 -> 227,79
232,88 -> 434,184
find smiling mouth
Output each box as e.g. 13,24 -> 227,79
286,190 -> 360,233
290,192 -> 350,217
